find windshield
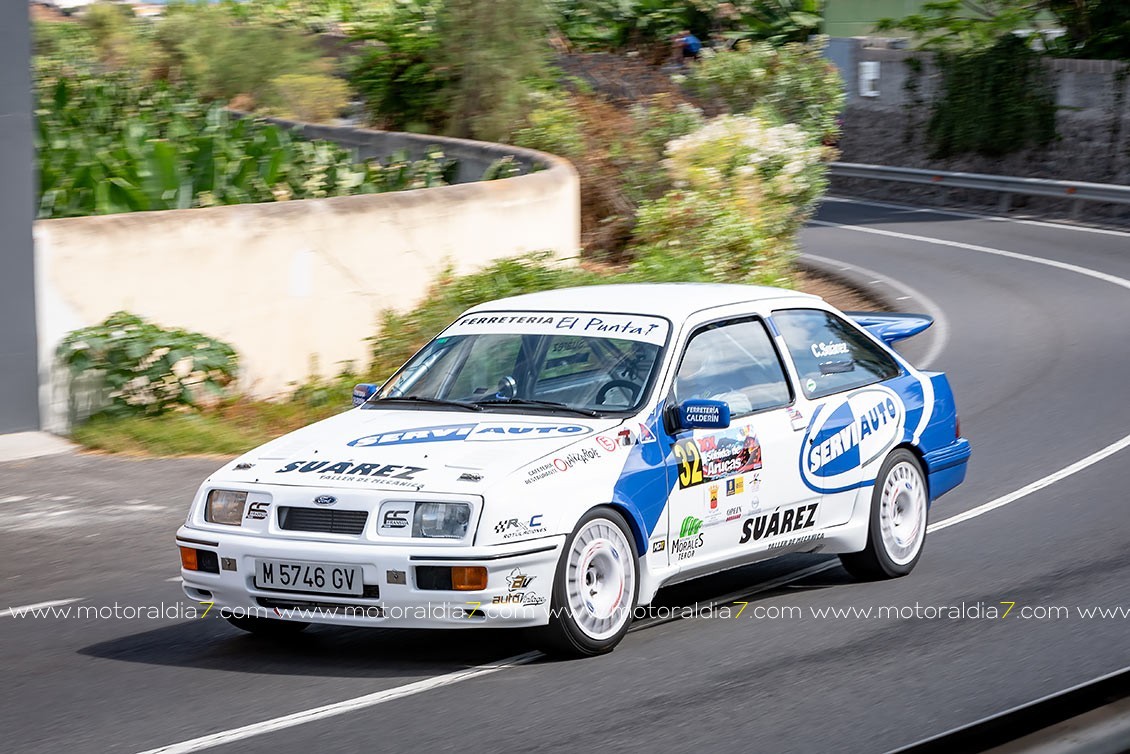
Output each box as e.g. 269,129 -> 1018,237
374,311 -> 670,414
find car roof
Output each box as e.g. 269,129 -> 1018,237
463,283 -> 819,321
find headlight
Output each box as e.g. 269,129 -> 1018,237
205,490 -> 247,526
413,502 -> 471,539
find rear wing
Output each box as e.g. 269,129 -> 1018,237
845,312 -> 934,346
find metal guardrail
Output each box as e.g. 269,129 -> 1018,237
829,162 -> 1130,217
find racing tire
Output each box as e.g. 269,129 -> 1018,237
839,448 -> 928,581
225,616 -> 310,637
534,507 -> 639,658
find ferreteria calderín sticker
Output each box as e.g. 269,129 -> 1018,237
800,385 -> 906,493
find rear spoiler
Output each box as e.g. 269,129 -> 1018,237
845,312 -> 934,346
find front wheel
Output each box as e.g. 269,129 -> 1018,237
839,448 -> 928,580
534,507 -> 639,657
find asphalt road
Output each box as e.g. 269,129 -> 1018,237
2,198 -> 1129,754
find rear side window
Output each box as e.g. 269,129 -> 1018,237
773,309 -> 900,399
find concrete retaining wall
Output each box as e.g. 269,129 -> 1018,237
35,130 -> 580,432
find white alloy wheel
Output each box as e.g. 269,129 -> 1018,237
878,460 -> 927,566
566,517 -> 635,641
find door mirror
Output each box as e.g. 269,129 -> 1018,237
352,383 -> 377,407
674,399 -> 731,430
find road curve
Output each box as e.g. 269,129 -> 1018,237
1,198 -> 1128,754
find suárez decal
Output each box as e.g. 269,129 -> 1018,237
673,425 -> 762,489
441,310 -> 670,346
277,460 -> 425,489
739,503 -> 819,544
349,422 -> 592,447
799,386 -> 907,493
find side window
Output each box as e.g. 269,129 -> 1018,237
672,319 -> 791,416
772,309 -> 900,399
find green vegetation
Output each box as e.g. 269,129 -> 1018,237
877,1 -> 1130,59
686,39 -> 846,144
546,0 -> 824,53
36,74 -> 454,217
347,0 -> 551,141
57,312 -> 239,420
927,35 -> 1057,157
48,1 -> 848,456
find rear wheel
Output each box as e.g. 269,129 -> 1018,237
840,449 -> 928,580
535,507 -> 639,657
225,616 -> 309,637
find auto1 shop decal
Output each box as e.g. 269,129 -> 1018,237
672,424 -> 762,489
800,385 -> 906,493
349,422 -> 593,448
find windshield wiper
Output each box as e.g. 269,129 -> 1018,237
473,397 -> 603,417
369,396 -> 484,411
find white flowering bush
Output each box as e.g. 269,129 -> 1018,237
629,111 -> 828,283
664,113 -> 827,215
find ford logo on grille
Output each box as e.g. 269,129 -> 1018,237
313,495 -> 337,506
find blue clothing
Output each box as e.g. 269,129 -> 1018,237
684,34 -> 702,54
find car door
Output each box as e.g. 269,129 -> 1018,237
769,308 -> 911,529
663,316 -> 820,569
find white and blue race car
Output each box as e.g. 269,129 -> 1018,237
176,284 -> 971,656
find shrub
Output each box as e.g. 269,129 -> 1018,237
663,113 -> 828,234
436,0 -> 552,142
57,312 -> 239,420
630,189 -> 784,284
269,73 -> 351,123
685,39 -> 846,144
347,0 -> 450,131
511,91 -> 587,159
155,3 -> 327,108
629,112 -> 828,285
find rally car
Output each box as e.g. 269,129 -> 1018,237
176,284 -> 970,656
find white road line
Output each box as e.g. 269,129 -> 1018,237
0,598 -> 82,619
136,653 -> 542,754
928,433 -> 1130,534
166,577 -> 183,583
823,195 -> 1130,239
809,219 -> 1130,292
801,252 -> 950,369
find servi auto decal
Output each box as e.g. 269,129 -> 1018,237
348,422 -> 594,447
799,385 -> 907,494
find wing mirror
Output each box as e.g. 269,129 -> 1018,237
352,383 -> 377,407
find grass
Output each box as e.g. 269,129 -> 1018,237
71,390 -> 352,457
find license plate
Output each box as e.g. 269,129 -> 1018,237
255,560 -> 364,596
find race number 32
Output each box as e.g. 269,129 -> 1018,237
673,438 -> 703,488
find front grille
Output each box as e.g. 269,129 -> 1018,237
278,506 -> 368,535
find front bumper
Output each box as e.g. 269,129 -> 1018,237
176,526 -> 564,628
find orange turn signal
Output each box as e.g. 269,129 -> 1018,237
179,546 -> 199,571
451,566 -> 488,591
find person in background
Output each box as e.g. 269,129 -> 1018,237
674,29 -> 703,65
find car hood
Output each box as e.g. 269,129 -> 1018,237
216,408 -> 625,493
